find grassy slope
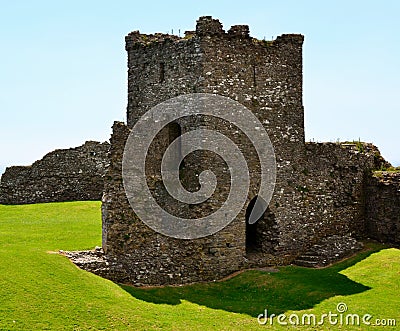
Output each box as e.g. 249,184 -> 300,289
0,201 -> 398,330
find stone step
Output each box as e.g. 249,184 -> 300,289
293,259 -> 320,268
295,254 -> 322,262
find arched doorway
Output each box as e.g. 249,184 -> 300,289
245,196 -> 278,254
245,195 -> 267,253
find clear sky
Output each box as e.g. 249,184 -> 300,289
1,0 -> 399,175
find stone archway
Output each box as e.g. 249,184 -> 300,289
245,196 -> 277,254
245,196 -> 265,253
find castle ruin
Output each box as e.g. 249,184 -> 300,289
97,17 -> 399,285
1,16 -> 398,286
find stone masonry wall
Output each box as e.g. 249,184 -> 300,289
198,21 -> 307,258
366,172 -> 400,245
0,141 -> 109,204
100,133 -> 389,286
300,142 -> 389,243
102,122 -> 245,285
253,142 -> 389,261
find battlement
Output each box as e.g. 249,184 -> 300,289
195,15 -> 225,36
125,16 -> 303,51
228,24 -> 250,38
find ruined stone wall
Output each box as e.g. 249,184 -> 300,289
250,142 -> 388,260
101,133 -> 390,287
0,141 -> 109,204
301,142 -> 389,242
366,172 -> 400,245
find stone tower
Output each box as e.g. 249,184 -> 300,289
100,17 -> 389,286
101,16 -> 306,285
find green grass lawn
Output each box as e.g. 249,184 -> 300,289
0,201 -> 399,330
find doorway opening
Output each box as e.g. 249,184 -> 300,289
245,195 -> 267,253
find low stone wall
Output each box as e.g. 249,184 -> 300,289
0,141 -> 109,204
366,172 -> 400,245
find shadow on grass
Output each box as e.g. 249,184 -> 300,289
120,248 -> 381,317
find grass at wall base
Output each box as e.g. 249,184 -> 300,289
0,201 -> 398,330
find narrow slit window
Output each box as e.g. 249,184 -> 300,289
159,62 -> 165,83
252,63 -> 257,87
168,122 -> 184,168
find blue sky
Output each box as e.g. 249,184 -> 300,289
1,0 -> 399,175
